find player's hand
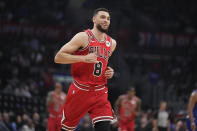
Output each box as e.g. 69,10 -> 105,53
84,53 -> 99,63
110,118 -> 118,127
152,127 -> 158,131
134,111 -> 140,116
191,122 -> 196,131
105,66 -> 114,79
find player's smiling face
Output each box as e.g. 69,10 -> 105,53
93,11 -> 110,33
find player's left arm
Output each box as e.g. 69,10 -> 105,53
105,39 -> 117,79
167,119 -> 170,131
188,92 -> 197,130
135,97 -> 141,116
166,112 -> 171,131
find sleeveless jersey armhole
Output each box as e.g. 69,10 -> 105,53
110,37 -> 112,52
108,35 -> 112,57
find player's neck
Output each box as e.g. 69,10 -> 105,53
54,91 -> 61,95
128,95 -> 134,100
91,28 -> 105,41
159,108 -> 165,111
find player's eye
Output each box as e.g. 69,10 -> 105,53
100,15 -> 106,19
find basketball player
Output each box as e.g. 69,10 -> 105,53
115,87 -> 141,131
46,82 -> 66,131
186,89 -> 197,131
54,8 -> 117,131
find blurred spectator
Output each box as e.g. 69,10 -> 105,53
0,112 -> 13,131
21,118 -> 35,131
16,115 -> 23,131
14,83 -> 32,98
41,118 -> 48,131
9,113 -> 17,131
3,84 -> 13,94
32,112 -> 44,131
76,114 -> 93,131
42,71 -> 54,90
0,113 -> 2,122
175,120 -> 185,131
22,113 -> 30,124
136,114 -> 152,131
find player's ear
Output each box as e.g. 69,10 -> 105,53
92,16 -> 96,23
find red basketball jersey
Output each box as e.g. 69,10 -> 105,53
71,29 -> 112,86
48,92 -> 66,116
119,95 -> 137,122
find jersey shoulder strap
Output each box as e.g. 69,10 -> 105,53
85,29 -> 95,41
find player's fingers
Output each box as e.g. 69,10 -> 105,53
105,73 -> 111,76
108,69 -> 114,73
106,69 -> 114,72
93,53 -> 97,57
105,74 -> 110,77
105,71 -> 114,75
105,75 -> 111,78
105,75 -> 111,79
105,74 -> 113,77
107,66 -> 114,71
105,73 -> 112,77
106,66 -> 112,70
107,67 -> 113,70
94,60 -> 99,63
108,70 -> 114,73
105,73 -> 109,76
105,71 -> 111,75
106,76 -> 112,79
105,70 -> 110,74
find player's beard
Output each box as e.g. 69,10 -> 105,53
96,24 -> 108,33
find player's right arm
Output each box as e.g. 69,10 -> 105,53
188,92 -> 197,131
135,97 -> 141,116
54,32 -> 98,64
46,92 -> 53,108
153,112 -> 158,131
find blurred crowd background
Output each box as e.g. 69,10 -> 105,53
0,0 -> 197,130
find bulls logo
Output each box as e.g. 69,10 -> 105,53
106,41 -> 111,47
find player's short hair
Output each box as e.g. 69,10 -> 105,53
55,82 -> 62,88
128,86 -> 136,92
160,101 -> 167,105
93,8 -> 110,16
